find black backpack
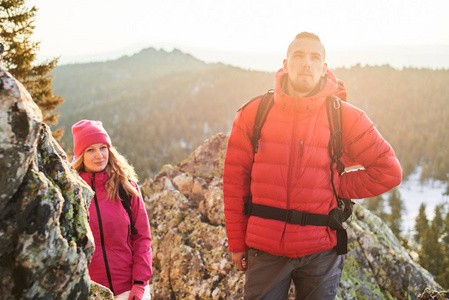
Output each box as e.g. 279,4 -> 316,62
119,182 -> 138,235
244,90 -> 354,255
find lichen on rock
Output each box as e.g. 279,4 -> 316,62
0,67 -> 94,299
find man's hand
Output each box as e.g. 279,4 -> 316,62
232,252 -> 247,271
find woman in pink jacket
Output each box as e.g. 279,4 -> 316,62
72,120 -> 152,300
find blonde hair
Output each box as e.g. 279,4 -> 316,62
73,146 -> 139,200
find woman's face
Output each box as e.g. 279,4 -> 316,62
83,143 -> 109,173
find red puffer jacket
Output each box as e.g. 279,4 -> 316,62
223,68 -> 402,258
80,171 -> 152,295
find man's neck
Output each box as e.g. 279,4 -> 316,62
282,75 -> 326,98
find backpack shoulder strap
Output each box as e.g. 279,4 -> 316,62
326,96 -> 346,206
251,89 -> 275,153
119,181 -> 138,235
238,94 -> 263,111
326,96 -> 345,174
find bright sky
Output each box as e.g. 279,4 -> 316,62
30,0 -> 449,71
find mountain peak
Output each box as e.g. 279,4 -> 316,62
120,46 -> 204,66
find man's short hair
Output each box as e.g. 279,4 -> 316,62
287,32 -> 326,61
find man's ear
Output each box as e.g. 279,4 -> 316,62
321,62 -> 328,77
283,59 -> 288,73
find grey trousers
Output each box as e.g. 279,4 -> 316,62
244,248 -> 344,300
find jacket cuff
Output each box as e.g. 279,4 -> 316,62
229,244 -> 248,253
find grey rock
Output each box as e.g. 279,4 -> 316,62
0,67 -> 95,299
0,67 -> 41,206
177,133 -> 228,178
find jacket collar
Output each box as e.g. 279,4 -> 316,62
273,68 -> 340,114
80,169 -> 109,187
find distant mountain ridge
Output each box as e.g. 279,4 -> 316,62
44,44 -> 449,71
53,47 -> 274,179
53,48 -> 210,114
52,48 -> 449,186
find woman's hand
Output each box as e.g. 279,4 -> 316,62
128,284 -> 145,300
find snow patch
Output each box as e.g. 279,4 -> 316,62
397,167 -> 448,237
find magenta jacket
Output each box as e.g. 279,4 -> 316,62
80,171 -> 152,295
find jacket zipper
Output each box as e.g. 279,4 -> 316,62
91,173 -> 115,295
282,101 -> 299,252
286,100 -> 299,212
296,140 -> 304,178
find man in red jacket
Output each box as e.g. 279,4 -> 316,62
223,32 -> 402,299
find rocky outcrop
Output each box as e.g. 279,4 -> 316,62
341,205 -> 441,299
142,133 -> 443,300
0,67 -> 95,299
1,65 -> 443,299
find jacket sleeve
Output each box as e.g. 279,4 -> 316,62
339,105 -> 402,199
130,181 -> 153,284
223,109 -> 254,253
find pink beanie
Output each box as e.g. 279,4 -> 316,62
72,120 -> 112,158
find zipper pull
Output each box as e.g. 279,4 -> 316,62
91,174 -> 96,191
299,141 -> 304,157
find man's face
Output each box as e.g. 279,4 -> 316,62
283,38 -> 327,97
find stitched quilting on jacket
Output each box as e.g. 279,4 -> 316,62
223,68 -> 402,258
80,171 -> 153,295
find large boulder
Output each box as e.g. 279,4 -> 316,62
341,205 -> 441,299
142,133 -> 443,300
0,67 -> 96,299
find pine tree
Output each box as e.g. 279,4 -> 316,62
444,209 -> 449,246
387,188 -> 404,237
414,203 -> 429,244
437,209 -> 449,288
0,0 -> 64,139
363,195 -> 388,221
419,205 -> 446,282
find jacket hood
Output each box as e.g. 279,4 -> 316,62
273,68 -> 347,113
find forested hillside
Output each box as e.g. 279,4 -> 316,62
53,48 -> 449,185
53,48 -> 273,179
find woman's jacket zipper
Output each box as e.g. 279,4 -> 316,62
91,173 -> 115,295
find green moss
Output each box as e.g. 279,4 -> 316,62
340,253 -> 387,299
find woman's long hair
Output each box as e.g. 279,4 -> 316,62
72,146 -> 139,200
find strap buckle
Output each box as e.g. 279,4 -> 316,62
299,211 -> 309,226
286,209 -> 292,223
332,96 -> 341,109
286,210 -> 309,226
